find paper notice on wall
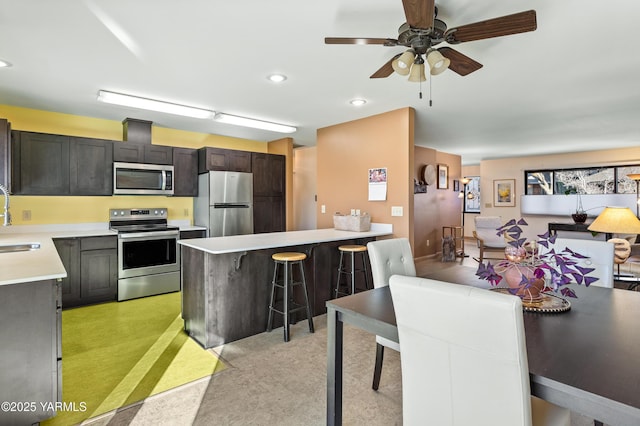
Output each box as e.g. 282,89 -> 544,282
368,168 -> 387,201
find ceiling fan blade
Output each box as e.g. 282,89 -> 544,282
370,54 -> 401,79
444,10 -> 537,44
402,0 -> 435,29
324,37 -> 398,46
438,47 -> 483,76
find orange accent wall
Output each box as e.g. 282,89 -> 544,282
317,108 -> 414,245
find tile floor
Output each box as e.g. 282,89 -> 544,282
81,240 -> 622,426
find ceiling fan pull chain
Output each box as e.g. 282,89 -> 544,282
419,78 -> 423,99
429,75 -> 433,107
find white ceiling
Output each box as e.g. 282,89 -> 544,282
1,0 -> 639,165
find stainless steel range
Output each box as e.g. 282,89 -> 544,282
109,208 -> 180,301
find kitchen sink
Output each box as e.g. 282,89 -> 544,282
0,242 -> 41,253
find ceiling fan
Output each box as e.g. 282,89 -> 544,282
325,0 -> 537,81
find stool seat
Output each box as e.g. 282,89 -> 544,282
272,252 -> 307,262
338,245 -> 367,253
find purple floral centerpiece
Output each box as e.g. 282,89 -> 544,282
475,218 -> 599,298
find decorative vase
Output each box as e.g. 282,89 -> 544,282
503,265 -> 545,302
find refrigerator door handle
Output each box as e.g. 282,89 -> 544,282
213,203 -> 250,208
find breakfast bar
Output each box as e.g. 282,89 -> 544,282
178,225 -> 392,348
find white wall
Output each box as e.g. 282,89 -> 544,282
293,146 -> 317,230
477,146 -> 640,240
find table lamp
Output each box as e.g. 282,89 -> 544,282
588,206 -> 640,236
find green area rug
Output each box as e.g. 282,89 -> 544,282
42,292 -> 225,426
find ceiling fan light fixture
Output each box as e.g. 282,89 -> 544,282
408,57 -> 426,82
392,50 -> 415,76
426,49 -> 450,75
0,59 -> 11,68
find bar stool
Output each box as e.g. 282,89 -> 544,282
334,245 -> 372,298
267,252 -> 315,342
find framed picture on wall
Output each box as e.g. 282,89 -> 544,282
453,180 -> 460,191
437,164 -> 448,189
494,179 -> 516,207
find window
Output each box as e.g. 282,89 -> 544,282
525,165 -> 640,195
463,176 -> 480,213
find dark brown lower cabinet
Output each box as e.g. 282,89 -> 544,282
254,196 -> 285,233
54,236 -> 117,308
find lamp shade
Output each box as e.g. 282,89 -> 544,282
426,49 -> 450,75
587,207 -> 640,234
408,62 -> 426,82
392,50 -> 415,76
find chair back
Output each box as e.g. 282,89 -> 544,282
474,216 -> 507,248
389,276 -> 532,425
550,238 -> 614,288
366,238 -> 416,289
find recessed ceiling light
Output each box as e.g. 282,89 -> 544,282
0,59 -> 12,68
350,99 -> 367,106
267,74 -> 287,83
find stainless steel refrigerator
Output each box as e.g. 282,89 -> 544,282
194,171 -> 254,237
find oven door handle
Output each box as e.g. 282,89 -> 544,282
118,230 -> 179,239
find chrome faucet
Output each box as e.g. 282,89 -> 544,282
0,183 -> 11,226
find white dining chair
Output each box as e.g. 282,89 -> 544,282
389,275 -> 570,425
366,237 -> 416,390
548,238 -> 614,288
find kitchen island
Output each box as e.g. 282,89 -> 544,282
0,235 -> 66,425
178,225 -> 392,348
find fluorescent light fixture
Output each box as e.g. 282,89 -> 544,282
214,113 -> 296,133
0,59 -> 11,68
97,90 -> 214,119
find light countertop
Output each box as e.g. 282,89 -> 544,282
0,221 -> 205,287
177,224 -> 393,255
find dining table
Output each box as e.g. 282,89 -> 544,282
326,266 -> 640,426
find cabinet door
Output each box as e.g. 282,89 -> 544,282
227,150 -> 251,172
253,196 -> 285,233
70,137 -> 113,195
53,238 -> 81,308
198,147 -> 251,173
144,144 -> 173,165
113,141 -> 144,162
0,280 -> 59,424
180,229 -> 206,239
13,131 -> 70,195
173,147 -> 198,196
80,248 -> 117,303
252,153 -> 285,197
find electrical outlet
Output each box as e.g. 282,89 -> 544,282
183,208 -> 189,216
485,203 -> 492,208
22,210 -> 31,221
321,204 -> 326,214
391,206 -> 403,217
426,239 -> 430,247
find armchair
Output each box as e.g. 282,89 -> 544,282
548,238 -> 614,288
366,238 -> 416,391
389,275 -> 570,425
473,216 -> 507,262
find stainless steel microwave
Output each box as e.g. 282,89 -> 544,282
113,162 -> 174,196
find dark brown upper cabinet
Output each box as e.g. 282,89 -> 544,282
198,147 -> 251,173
